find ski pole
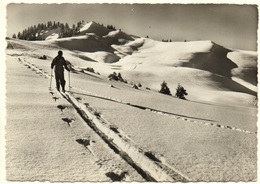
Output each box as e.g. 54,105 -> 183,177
49,68 -> 53,89
68,71 -> 71,92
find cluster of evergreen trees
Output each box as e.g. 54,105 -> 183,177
12,20 -> 119,41
106,25 -> 116,30
162,39 -> 172,42
13,21 -> 84,41
159,81 -> 188,100
108,72 -> 127,83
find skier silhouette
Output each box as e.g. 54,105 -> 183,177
51,51 -> 70,92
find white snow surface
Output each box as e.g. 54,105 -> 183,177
79,21 -> 92,33
5,56 -> 144,182
5,35 -> 257,182
45,33 -> 59,40
78,21 -> 110,37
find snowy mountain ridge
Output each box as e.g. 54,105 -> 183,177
7,19 -> 257,106
78,21 -> 112,37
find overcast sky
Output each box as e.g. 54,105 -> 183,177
6,3 -> 258,51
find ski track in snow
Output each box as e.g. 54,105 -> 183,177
16,57 -> 257,136
16,57 -> 189,181
69,86 -> 257,135
15,56 -> 257,181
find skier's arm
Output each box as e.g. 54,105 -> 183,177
63,58 -> 70,71
51,58 -> 56,69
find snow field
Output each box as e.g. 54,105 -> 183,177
18,56 -> 256,181
6,57 -> 106,181
5,30 -> 257,182
63,92 -> 189,181
13,55 -> 189,181
72,92 -> 256,181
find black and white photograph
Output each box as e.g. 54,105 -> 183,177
1,0 -> 258,182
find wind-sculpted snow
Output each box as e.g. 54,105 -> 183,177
228,51 -> 258,86
181,43 -> 237,78
54,35 -> 139,63
75,51 -> 121,63
117,39 -> 256,81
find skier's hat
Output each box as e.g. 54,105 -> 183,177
58,50 -> 63,56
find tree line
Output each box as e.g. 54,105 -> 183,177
12,21 -> 118,41
12,21 -> 82,41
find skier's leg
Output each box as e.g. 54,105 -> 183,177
55,72 -> 60,91
60,72 -> 66,92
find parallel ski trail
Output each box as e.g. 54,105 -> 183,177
16,57 -> 189,181
60,89 -> 190,181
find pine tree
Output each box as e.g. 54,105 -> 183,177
17,32 -> 21,39
12,34 -> 16,39
65,23 -> 69,29
53,21 -> 57,29
77,21 -> 81,28
175,83 -> 188,99
159,81 -> 171,96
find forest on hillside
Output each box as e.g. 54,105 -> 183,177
12,20 -> 117,41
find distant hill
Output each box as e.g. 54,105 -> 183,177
78,21 -> 111,37
7,20 -> 257,106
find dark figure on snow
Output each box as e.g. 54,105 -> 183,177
51,51 -> 70,92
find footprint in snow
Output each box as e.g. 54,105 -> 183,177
76,97 -> 82,101
62,117 -> 74,127
76,138 -> 91,147
84,103 -> 89,107
105,171 -> 128,182
57,105 -> 67,112
52,96 -> 59,101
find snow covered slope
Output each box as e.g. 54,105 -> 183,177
18,21 -> 256,106
114,39 -> 257,106
7,31 -> 257,106
5,49 -> 257,181
79,21 -> 111,36
5,18 -> 258,182
45,33 -> 59,40
38,21 -> 138,64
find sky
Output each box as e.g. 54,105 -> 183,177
6,3 -> 258,51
